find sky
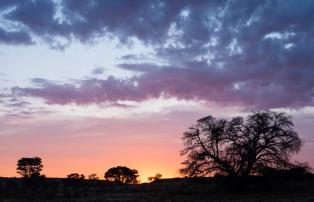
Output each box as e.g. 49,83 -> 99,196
0,0 -> 314,182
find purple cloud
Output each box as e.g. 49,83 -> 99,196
3,1 -> 314,109
12,60 -> 314,109
13,77 -> 142,105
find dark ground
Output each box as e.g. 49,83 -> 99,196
0,176 -> 314,202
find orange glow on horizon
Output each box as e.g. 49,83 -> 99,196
0,155 -> 182,183
1,112 -> 313,182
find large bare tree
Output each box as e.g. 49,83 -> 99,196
180,112 -> 302,177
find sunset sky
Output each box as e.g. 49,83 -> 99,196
0,0 -> 314,182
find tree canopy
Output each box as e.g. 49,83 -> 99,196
147,173 -> 162,182
67,173 -> 85,180
88,173 -> 100,180
104,166 -> 139,184
180,111 -> 302,177
17,157 -> 43,178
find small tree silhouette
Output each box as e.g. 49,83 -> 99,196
88,173 -> 100,180
147,173 -> 162,182
181,111 -> 302,177
67,173 -> 85,179
16,157 -> 43,179
104,166 -> 139,184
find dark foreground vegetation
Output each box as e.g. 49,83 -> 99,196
1,173 -> 314,202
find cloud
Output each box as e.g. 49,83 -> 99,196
3,0 -> 314,109
0,1 -> 313,47
120,54 -> 143,60
12,59 -> 314,109
13,76 -> 143,105
91,67 -> 105,75
0,0 -> 184,46
0,28 -> 33,45
0,93 -> 54,118
118,63 -> 160,72
2,108 -> 54,119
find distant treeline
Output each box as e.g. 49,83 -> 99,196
15,157 -> 162,184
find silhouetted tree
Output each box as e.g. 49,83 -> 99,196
16,157 -> 43,179
88,173 -> 100,180
67,173 -> 85,180
181,111 -> 302,177
104,166 -> 139,184
147,173 -> 162,182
